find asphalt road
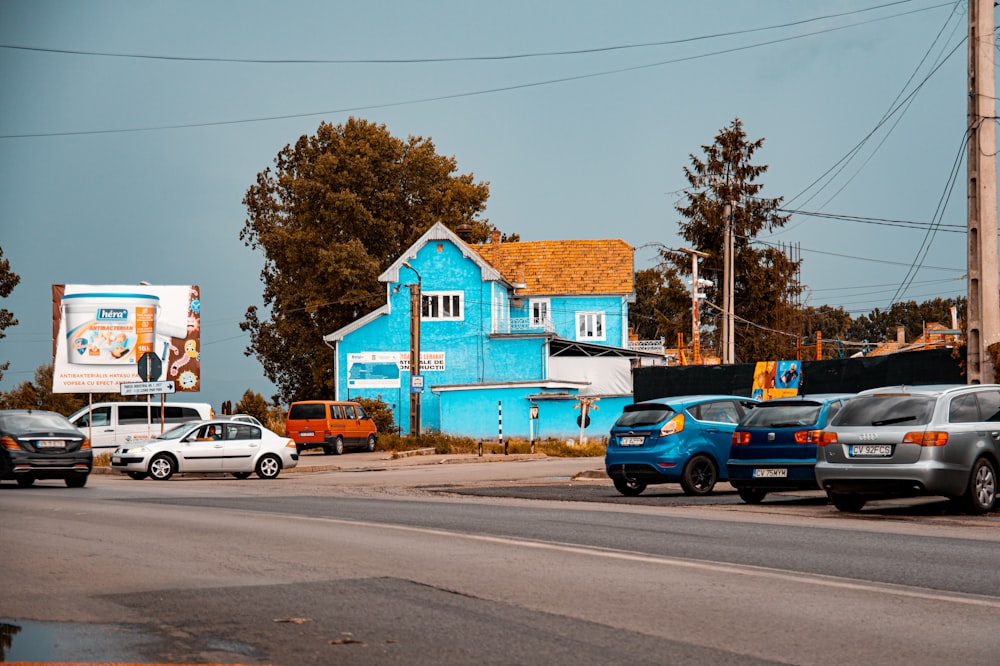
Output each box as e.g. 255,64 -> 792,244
4,454 -> 1000,665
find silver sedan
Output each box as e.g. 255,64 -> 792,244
111,419 -> 298,480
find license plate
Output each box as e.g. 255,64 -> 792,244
36,440 -> 64,448
300,431 -> 314,437
619,436 -> 645,446
753,468 -> 787,478
850,444 -> 892,457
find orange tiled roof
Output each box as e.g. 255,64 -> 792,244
473,239 -> 634,295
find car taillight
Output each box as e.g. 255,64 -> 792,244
903,431 -> 949,446
818,431 -> 839,447
660,413 -> 684,436
794,430 -> 824,444
1,436 -> 21,451
732,431 -> 751,445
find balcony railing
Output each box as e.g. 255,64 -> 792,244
495,317 -> 556,334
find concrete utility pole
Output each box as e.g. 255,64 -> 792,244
681,247 -> 710,364
966,0 -> 1000,384
402,262 -> 422,436
721,201 -> 735,364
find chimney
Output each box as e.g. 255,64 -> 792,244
896,325 -> 906,345
456,224 -> 473,242
491,230 -> 501,244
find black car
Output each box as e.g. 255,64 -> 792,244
0,410 -> 92,487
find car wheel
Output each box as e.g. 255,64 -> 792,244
613,478 -> 647,496
366,435 -> 377,452
961,457 -> 997,514
333,436 -> 344,455
127,472 -> 148,480
232,472 -> 252,480
65,476 -> 87,488
680,455 -> 717,495
149,454 -> 176,481
256,454 -> 281,479
737,488 -> 767,504
16,477 -> 34,487
830,493 -> 866,512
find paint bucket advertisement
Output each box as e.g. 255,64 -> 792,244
52,284 -> 201,393
62,293 -> 159,364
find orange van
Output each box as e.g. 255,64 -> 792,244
285,400 -> 377,455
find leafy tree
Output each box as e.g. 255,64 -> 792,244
658,118 -> 801,361
630,266 -> 691,344
0,246 -> 20,383
847,297 -> 965,344
234,389 -> 271,423
240,118 -> 494,403
0,364 -> 142,413
355,396 -> 396,436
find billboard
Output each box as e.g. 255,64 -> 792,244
51,284 -> 201,393
751,360 -> 801,400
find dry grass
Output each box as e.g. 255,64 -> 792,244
377,433 -> 606,457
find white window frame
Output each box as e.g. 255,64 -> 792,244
530,298 -> 551,327
422,291 -> 464,321
576,311 -> 605,341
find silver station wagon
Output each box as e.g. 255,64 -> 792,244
815,384 -> 1000,514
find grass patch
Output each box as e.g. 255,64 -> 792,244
377,433 -> 606,457
93,452 -> 111,467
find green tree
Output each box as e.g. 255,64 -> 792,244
240,118 -> 494,403
355,396 -> 396,436
630,266 -> 691,344
0,246 -> 20,383
658,118 -> 801,361
234,389 -> 271,423
847,297 -> 965,344
0,364 -> 139,413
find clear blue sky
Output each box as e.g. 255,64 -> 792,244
0,0 -> 978,410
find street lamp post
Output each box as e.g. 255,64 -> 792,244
401,262 -> 422,437
680,247 -> 710,364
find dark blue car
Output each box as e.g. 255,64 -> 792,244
605,395 -> 758,496
726,394 -> 853,504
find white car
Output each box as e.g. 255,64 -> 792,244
111,419 -> 298,481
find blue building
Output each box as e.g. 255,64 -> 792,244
323,223 -> 664,439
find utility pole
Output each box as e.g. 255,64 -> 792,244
721,201 -> 735,364
681,247 -> 710,364
967,0 -> 999,384
402,262 -> 422,436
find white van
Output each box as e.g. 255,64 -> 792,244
69,401 -> 214,453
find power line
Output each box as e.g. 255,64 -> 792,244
0,2 -> 956,139
0,0 -> 941,65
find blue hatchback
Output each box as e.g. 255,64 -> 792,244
605,395 -> 758,496
726,394 -> 853,504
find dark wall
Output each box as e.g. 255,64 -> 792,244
633,348 -> 965,402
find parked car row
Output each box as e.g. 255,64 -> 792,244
605,384 -> 1000,515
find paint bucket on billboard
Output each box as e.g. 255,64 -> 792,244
62,293 -> 159,365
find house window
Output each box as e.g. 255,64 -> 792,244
422,291 -> 464,320
576,312 -> 605,341
530,299 -> 550,327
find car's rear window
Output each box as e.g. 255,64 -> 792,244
614,406 -> 674,427
289,403 -> 327,420
0,412 -> 75,432
830,395 -> 936,427
740,403 -> 822,428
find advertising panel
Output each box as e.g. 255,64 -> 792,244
51,284 -> 201,393
751,359 -> 801,400
347,351 -> 445,389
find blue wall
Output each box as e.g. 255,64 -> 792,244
335,236 -> 633,437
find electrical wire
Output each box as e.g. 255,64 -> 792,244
0,2 -> 956,139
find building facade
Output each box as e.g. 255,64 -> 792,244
323,223 -> 661,439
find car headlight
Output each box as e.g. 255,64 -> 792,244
127,445 -> 151,453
